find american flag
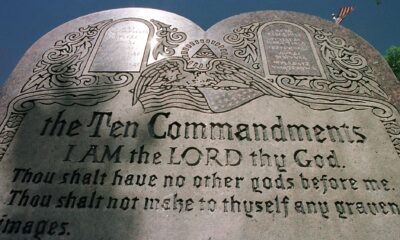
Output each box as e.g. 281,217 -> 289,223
334,6 -> 354,25
139,86 -> 212,113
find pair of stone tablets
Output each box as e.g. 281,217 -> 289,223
0,8 -> 399,240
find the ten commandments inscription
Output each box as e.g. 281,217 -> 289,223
0,8 -> 400,240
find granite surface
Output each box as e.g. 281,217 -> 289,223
0,8 -> 399,240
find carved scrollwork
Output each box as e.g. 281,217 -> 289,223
0,88 -> 118,161
151,19 -> 187,60
382,119 -> 400,154
79,72 -> 134,86
11,90 -> 119,113
0,112 -> 25,160
277,75 -> 394,118
384,120 -> 400,136
305,24 -> 388,100
23,19 -> 113,92
224,23 -> 261,69
276,75 -> 400,157
0,19 -> 139,161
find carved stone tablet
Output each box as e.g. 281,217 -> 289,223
1,8 -> 400,240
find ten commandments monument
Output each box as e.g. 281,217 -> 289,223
0,8 -> 400,239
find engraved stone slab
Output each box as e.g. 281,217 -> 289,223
260,22 -> 323,76
89,20 -> 151,72
0,8 -> 400,240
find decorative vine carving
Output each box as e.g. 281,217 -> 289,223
0,113 -> 25,161
78,72 -> 134,87
0,19 -> 141,160
383,119 -> 400,154
305,24 -> 388,100
1,17 -> 399,162
224,23 -> 261,69
276,75 -> 400,157
12,91 -> 120,112
0,88 -> 118,161
151,19 -> 187,60
23,19 -> 112,92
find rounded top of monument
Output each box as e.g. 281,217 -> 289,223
1,8 -> 398,119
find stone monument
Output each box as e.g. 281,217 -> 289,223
0,8 -> 399,239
